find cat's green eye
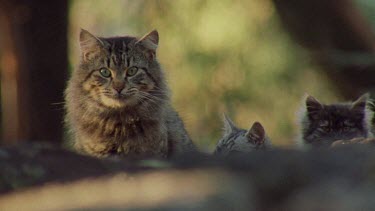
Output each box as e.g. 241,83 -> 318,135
127,67 -> 138,76
99,68 -> 111,78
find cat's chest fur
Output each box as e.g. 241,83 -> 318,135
73,106 -> 168,158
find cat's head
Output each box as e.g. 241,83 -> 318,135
300,94 -> 371,147
74,29 -> 167,109
214,114 -> 271,156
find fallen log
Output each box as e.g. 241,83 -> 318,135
1,143 -> 375,210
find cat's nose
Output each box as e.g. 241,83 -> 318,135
113,87 -> 123,94
112,83 -> 125,94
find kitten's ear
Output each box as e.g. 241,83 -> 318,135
351,93 -> 369,113
245,122 -> 265,145
223,113 -> 237,135
135,30 -> 159,60
305,95 -> 322,119
79,29 -> 105,61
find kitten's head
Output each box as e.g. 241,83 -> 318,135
214,114 -> 271,156
73,29 -> 167,109
300,94 -> 371,147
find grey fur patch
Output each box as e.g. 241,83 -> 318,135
214,114 -> 271,156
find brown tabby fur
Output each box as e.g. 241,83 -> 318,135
65,29 -> 195,158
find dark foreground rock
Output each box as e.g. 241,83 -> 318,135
1,143 -> 375,210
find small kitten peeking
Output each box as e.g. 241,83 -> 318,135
214,114 -> 272,156
65,29 -> 195,158
297,94 -> 373,148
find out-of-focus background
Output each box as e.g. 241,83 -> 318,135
1,0 -> 375,150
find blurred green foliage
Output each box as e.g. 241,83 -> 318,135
69,0 -> 340,150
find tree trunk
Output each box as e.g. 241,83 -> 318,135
0,0 -> 67,144
272,0 -> 375,99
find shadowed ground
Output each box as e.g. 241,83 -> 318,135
1,143 -> 375,210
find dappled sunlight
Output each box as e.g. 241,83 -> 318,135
0,169 -> 250,210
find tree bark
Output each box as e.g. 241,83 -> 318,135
273,0 -> 375,99
0,0 -> 67,144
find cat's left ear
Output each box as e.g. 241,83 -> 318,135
223,113 -> 237,135
351,93 -> 369,113
305,95 -> 322,120
79,29 -> 105,61
245,122 -> 265,145
136,30 -> 159,60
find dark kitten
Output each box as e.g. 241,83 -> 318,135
65,29 -> 195,158
214,114 -> 272,156
298,94 -> 372,147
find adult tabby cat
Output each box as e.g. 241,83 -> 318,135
297,94 -> 372,148
65,29 -> 195,158
214,114 -> 271,156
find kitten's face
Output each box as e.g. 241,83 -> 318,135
302,94 -> 369,147
76,29 -> 165,109
214,115 -> 269,156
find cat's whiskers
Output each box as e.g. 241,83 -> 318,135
50,101 -> 67,110
51,102 -> 66,105
138,91 -> 168,103
132,95 -> 159,115
150,90 -> 169,97
137,94 -> 159,106
149,92 -> 168,97
150,87 -> 168,94
137,92 -> 165,109
138,96 -> 167,110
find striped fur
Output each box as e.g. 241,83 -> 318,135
65,29 -> 195,158
214,114 -> 272,156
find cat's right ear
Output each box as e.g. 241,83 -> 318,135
79,29 -> 105,61
223,113 -> 237,135
135,30 -> 159,60
351,93 -> 369,113
246,122 -> 265,145
305,95 -> 322,119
